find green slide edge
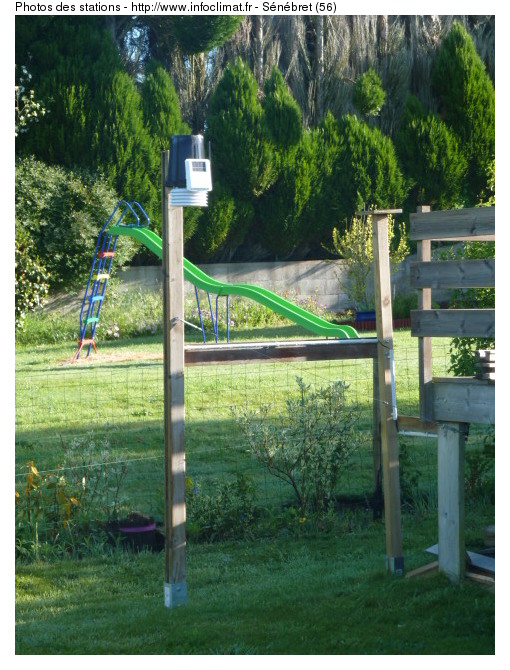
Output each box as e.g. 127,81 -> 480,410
110,225 -> 359,340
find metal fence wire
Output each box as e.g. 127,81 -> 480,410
15,341 -> 488,539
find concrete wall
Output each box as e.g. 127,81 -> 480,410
118,258 -> 414,313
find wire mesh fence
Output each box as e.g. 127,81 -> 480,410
15,338 -> 491,544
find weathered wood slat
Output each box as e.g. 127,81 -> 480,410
411,309 -> 495,338
396,415 -> 438,436
427,378 -> 495,424
409,207 -> 495,241
410,259 -> 495,289
184,338 -> 378,366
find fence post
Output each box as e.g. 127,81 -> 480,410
437,422 -> 466,582
367,209 -> 404,574
162,150 -> 187,608
416,205 -> 433,421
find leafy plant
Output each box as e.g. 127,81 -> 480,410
186,474 -> 256,542
234,377 -> 364,516
15,222 -> 50,331
331,213 -> 409,311
15,435 -> 129,560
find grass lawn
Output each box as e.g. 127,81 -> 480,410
15,527 -> 495,655
14,326 -> 495,655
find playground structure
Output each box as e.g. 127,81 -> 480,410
75,201 -> 358,360
75,141 -> 494,604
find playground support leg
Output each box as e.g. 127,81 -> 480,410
162,150 -> 187,607
370,209 -> 404,574
437,422 -> 466,582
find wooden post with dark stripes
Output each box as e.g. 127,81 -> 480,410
162,150 -> 187,607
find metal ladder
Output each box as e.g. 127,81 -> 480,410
74,201 -> 149,359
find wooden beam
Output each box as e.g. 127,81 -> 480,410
410,259 -> 495,289
184,338 -> 378,366
162,151 -> 187,608
411,309 -> 495,338
396,415 -> 438,437
372,359 -> 383,519
428,378 -> 495,424
372,212 -> 403,574
416,207 -> 432,423
409,206 -> 495,241
437,422 -> 466,582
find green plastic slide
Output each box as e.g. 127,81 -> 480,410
109,225 -> 359,339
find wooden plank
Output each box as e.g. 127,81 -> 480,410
405,561 -> 439,579
410,259 -> 495,289
437,423 -> 466,582
184,338 -> 378,366
411,309 -> 495,338
428,378 -> 495,424
409,206 -> 495,241
372,359 -> 383,519
372,213 -> 403,574
162,151 -> 187,608
426,545 -> 495,575
396,415 -> 438,436
416,209 -> 433,422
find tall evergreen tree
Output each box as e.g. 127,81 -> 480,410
15,17 -> 160,227
200,58 -> 274,259
141,59 -> 189,150
431,21 -> 495,201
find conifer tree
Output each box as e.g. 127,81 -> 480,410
15,17 -> 160,227
141,59 -> 190,150
431,21 -> 495,202
396,95 -> 467,209
202,59 -> 273,258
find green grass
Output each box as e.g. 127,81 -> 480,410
15,528 -> 495,654
15,325 -> 495,654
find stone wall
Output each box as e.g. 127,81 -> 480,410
118,258 -> 414,313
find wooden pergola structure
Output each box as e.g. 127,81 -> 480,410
409,205 -> 495,581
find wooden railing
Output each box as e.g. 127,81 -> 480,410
409,205 -> 495,425
408,204 -> 495,583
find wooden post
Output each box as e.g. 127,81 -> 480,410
416,205 -> 432,421
372,359 -> 383,519
367,209 -> 404,574
161,150 -> 187,608
437,422 -> 466,582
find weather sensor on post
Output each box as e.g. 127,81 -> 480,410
167,134 -> 212,207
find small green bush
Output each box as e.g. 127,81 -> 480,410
234,377 -> 364,517
186,474 -> 256,542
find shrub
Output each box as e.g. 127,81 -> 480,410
262,66 -> 302,148
15,156 -> 134,290
331,213 -> 409,311
15,435 -> 129,561
353,68 -> 386,117
234,377 -> 364,516
15,223 -> 50,331
203,58 -> 274,258
186,474 -> 256,542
